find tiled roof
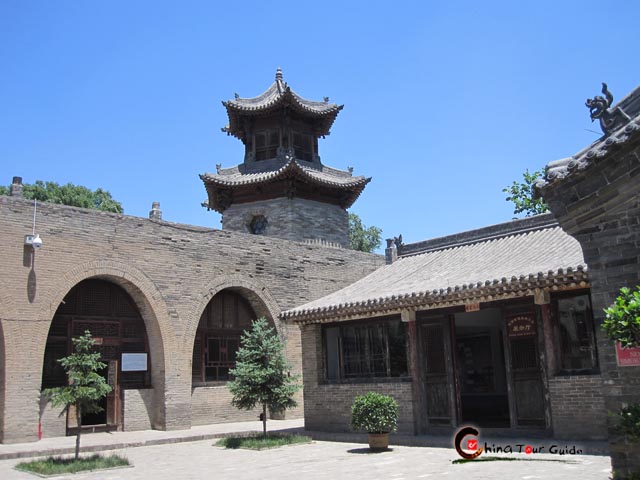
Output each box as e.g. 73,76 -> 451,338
541,85 -> 640,185
201,159 -> 369,189
282,215 -> 588,324
200,158 -> 371,212
222,68 -> 343,138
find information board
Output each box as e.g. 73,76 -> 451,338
121,353 -> 148,372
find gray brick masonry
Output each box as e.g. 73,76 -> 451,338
0,195 -> 383,443
222,197 -> 349,248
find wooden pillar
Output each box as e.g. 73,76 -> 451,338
402,309 -> 422,434
535,288 -> 557,376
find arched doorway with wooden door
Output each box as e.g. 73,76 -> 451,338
190,287 -> 281,425
41,279 -> 151,435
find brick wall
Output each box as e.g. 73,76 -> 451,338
548,375 -> 607,440
123,389 -> 154,432
540,136 -> 640,475
191,386 -> 260,425
300,324 -> 414,434
0,195 -> 384,443
222,197 -> 349,248
39,399 -> 66,439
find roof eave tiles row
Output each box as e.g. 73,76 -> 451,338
283,266 -> 588,325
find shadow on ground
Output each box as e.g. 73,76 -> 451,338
347,448 -> 394,454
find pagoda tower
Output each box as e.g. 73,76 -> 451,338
200,69 -> 370,248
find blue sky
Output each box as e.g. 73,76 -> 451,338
2,1 -> 639,248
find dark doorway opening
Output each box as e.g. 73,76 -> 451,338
454,309 -> 510,428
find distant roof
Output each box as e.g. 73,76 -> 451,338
541,84 -> 640,186
282,214 -> 588,324
222,68 -> 343,139
200,158 -> 370,212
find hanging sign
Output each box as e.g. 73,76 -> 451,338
121,353 -> 148,372
465,302 -> 481,312
616,343 -> 640,367
507,314 -> 536,338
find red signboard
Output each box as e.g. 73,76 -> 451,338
616,342 -> 640,367
465,302 -> 480,312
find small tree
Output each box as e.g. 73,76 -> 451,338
349,213 -> 382,252
228,318 -> 300,437
503,169 -> 549,217
43,331 -> 111,460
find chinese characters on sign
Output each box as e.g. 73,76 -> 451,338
507,314 -> 536,338
615,342 -> 640,367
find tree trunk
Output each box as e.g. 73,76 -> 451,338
262,403 -> 267,438
75,404 -> 82,460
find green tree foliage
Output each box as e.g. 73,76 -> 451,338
1,180 -> 123,213
228,318 -> 300,437
43,331 -> 112,460
349,213 -> 382,252
603,286 -> 640,445
603,286 -> 640,349
503,169 -> 549,217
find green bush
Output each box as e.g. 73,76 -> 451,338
351,392 -> 398,434
617,403 -> 640,443
603,286 -> 640,348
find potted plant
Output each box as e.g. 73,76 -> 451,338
351,392 -> 398,451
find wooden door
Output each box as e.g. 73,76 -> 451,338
505,313 -> 546,427
106,360 -> 119,428
421,317 -> 457,427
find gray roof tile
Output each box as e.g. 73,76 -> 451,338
283,216 -> 586,322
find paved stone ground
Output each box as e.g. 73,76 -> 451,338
0,439 -> 612,480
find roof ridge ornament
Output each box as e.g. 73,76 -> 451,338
276,67 -> 283,80
586,82 -> 632,136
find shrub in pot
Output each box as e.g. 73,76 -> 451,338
351,392 -> 398,451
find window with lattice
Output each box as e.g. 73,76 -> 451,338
192,290 -> 257,384
324,317 -> 408,381
254,129 -> 279,161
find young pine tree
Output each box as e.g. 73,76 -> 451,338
43,331 -> 112,460
228,318 -> 300,437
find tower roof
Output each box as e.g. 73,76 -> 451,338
222,68 -> 343,139
200,158 -> 370,213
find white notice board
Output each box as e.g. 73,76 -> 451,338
121,353 -> 148,372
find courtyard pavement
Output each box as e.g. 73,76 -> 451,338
0,420 -> 613,479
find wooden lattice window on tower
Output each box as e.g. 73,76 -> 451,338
255,129 -> 279,161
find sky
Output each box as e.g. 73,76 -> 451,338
2,1 -> 639,250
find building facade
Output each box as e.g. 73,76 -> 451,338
285,214 -> 607,440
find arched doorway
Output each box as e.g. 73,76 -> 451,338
191,289 -> 257,385
42,279 -> 151,432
